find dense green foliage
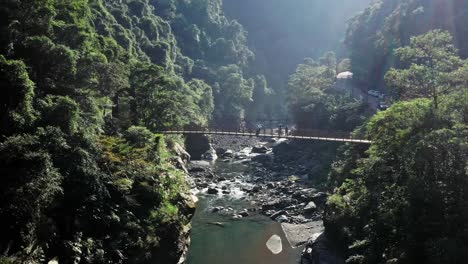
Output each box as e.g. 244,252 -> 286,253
287,52 -> 369,131
346,0 -> 468,89
325,31 -> 468,263
284,52 -> 370,188
0,0 -> 268,262
385,30 -> 468,108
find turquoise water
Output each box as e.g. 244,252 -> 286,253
186,161 -> 302,264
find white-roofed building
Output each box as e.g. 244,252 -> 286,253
336,71 -> 353,79
336,71 -> 354,96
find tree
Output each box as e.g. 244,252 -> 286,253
337,58 -> 351,73
0,133 -> 62,258
385,30 -> 467,108
326,94 -> 468,263
0,55 -> 36,135
213,65 -> 254,127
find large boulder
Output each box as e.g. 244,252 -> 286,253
270,210 -> 289,220
252,145 -> 269,154
304,202 -> 317,213
221,149 -> 234,158
207,188 -> 219,194
202,147 -> 218,161
266,235 -> 283,254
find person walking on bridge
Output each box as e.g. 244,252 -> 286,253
285,126 -> 289,136
256,124 -> 262,136
278,125 -> 283,137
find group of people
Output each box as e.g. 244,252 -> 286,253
255,124 -> 289,137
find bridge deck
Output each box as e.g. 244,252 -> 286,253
158,130 -> 372,144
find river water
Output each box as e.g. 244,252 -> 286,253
186,160 -> 303,264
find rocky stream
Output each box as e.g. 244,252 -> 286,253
176,135 -> 344,264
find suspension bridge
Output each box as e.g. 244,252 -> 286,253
158,119 -> 371,144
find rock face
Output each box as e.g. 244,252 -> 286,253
171,142 -> 191,163
177,194 -> 197,264
165,143 -> 197,264
301,232 -> 345,264
168,156 -> 189,174
185,134 -> 211,160
282,222 -> 324,247
266,234 -> 283,255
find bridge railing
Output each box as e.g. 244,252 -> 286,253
291,128 -> 352,139
159,126 -> 371,143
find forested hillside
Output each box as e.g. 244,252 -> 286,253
223,0 -> 371,114
1,0 -> 467,263
324,29 -> 468,264
346,0 -> 468,90
0,0 -> 267,263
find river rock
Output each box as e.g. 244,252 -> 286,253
211,206 -> 224,213
284,205 -> 297,211
197,182 -> 209,188
234,154 -> 248,160
292,188 -> 316,200
232,214 -> 243,219
262,198 -> 294,211
207,188 -> 219,194
252,145 -> 269,154
208,222 -> 225,227
304,202 -> 317,213
251,154 -> 274,164
266,235 -> 283,254
270,210 -> 288,220
239,209 -> 250,217
202,147 -> 218,161
168,156 -> 189,174
221,149 -> 234,158
276,215 -> 289,223
251,186 -> 262,193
